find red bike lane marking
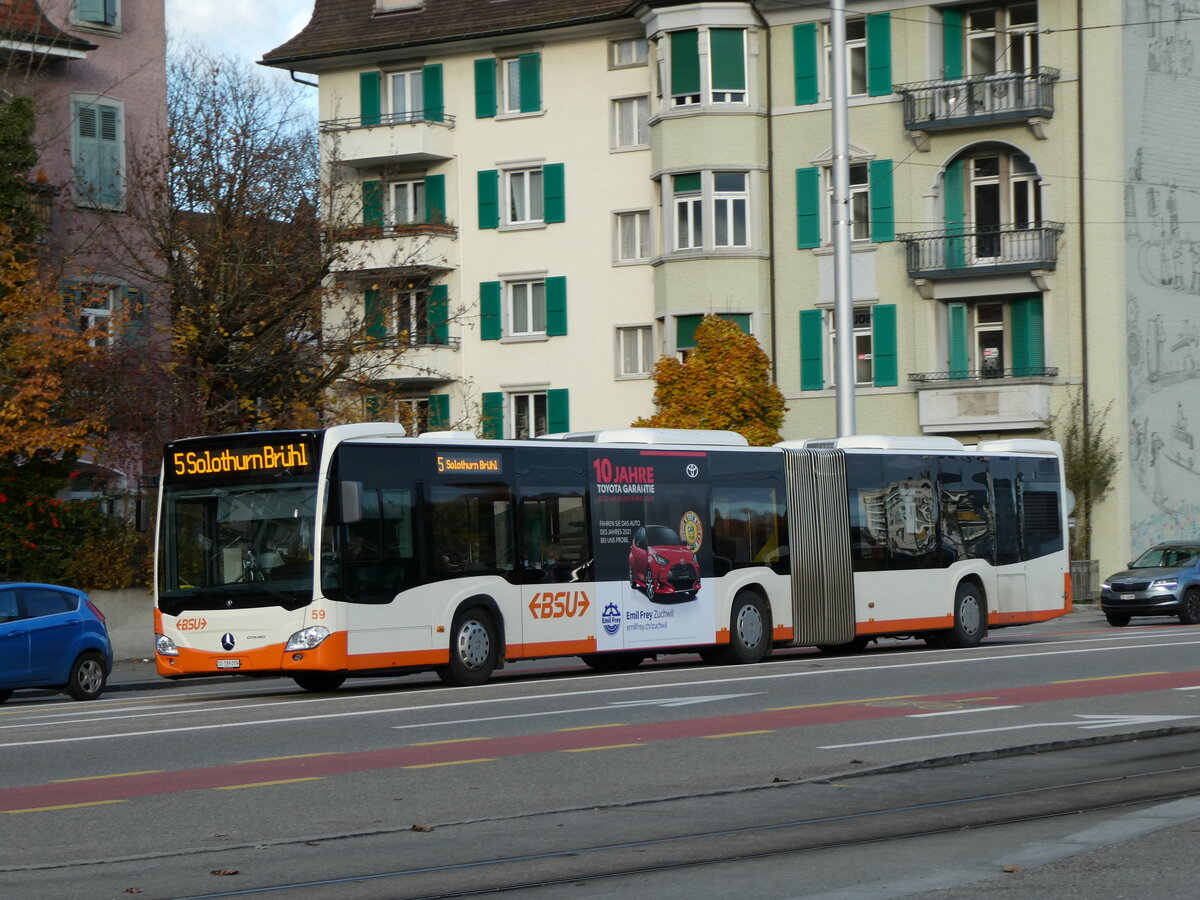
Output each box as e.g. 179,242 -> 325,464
4,669 -> 1200,812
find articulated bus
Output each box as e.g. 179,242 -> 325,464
152,426 -> 1072,690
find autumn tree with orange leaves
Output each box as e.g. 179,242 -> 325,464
632,315 -> 786,446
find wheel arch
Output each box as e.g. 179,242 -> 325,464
451,594 -> 507,664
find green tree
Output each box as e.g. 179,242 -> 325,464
1053,390 -> 1120,560
0,94 -> 39,245
632,315 -> 787,446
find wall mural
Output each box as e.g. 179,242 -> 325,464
1125,1 -> 1200,552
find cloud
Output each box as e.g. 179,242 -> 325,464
165,0 -> 315,63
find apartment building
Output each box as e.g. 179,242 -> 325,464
263,1 -> 1196,572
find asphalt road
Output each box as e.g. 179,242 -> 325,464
4,606 -> 1200,899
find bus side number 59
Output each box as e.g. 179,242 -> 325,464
311,609 -> 326,620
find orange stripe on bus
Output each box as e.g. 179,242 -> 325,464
343,648 -> 449,670
506,638 -> 597,660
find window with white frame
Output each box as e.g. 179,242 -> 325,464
508,280 -> 546,336
507,168 -> 544,224
617,325 -> 654,377
611,37 -> 648,67
396,290 -> 429,345
966,4 -> 1038,77
673,173 -> 703,250
501,57 -> 524,114
613,95 -> 650,148
615,210 -> 651,262
389,70 -> 424,122
512,392 -> 548,439
824,19 -> 868,97
392,180 -> 425,225
73,283 -> 117,348
827,306 -> 875,386
826,164 -> 871,242
668,28 -> 748,107
713,173 -> 748,247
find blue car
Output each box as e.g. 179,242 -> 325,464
0,583 -> 113,702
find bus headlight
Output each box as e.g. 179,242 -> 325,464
156,633 -> 179,657
285,625 -> 331,651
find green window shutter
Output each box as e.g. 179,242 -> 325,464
481,392 -> 504,439
77,0 -> 115,25
871,304 -> 898,387
428,394 -> 450,430
866,13 -> 892,97
1011,297 -> 1045,375
869,159 -> 895,243
547,389 -> 570,434
545,276 -> 567,336
948,303 -> 969,379
362,180 -> 384,227
359,71 -> 382,125
74,101 -> 122,206
670,29 -> 700,96
477,169 -> 499,229
942,9 -> 964,80
795,167 -> 821,249
428,283 -> 449,344
676,314 -> 702,349
799,309 -> 824,391
422,64 -> 444,122
365,288 -> 387,340
673,172 -> 701,193
480,281 -> 501,340
474,58 -> 497,118
719,313 -> 751,334
518,53 -> 541,112
793,23 -> 818,105
424,173 -> 446,224
710,28 -> 746,90
543,163 -> 565,223
944,159 -> 966,268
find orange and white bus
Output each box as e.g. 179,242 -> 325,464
152,426 -> 1072,690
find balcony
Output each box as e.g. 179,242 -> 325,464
359,336 -> 461,386
896,68 -> 1059,133
909,368 -> 1058,433
898,223 -> 1064,280
329,222 -> 458,274
320,111 -> 456,167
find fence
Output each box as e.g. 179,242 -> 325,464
1071,559 -> 1100,603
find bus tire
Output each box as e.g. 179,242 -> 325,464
65,652 -> 107,701
439,606 -> 498,687
816,636 -> 871,655
581,651 -> 646,672
1179,588 -> 1200,625
721,591 -> 771,664
293,672 -> 346,692
941,581 -> 987,648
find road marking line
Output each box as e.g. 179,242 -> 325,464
768,694 -> 920,711
409,737 -> 493,747
908,705 -> 1021,718
1052,671 -> 1168,684
702,730 -> 774,739
402,758 -> 496,769
52,770 -> 164,782
6,799 -> 126,813
214,777 -> 325,790
555,723 -> 630,732
562,743 -> 643,753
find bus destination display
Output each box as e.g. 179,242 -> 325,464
168,439 -> 316,481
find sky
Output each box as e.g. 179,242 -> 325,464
164,0 -> 315,70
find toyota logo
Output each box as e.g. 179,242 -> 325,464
686,463 -> 699,478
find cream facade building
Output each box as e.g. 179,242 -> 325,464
264,0 -> 1199,574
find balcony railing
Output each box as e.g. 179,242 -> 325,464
897,222 -> 1064,278
320,110 -> 457,131
329,222 -> 458,243
896,68 -> 1059,132
909,366 -> 1058,384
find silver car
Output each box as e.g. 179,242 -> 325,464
1100,542 -> 1200,627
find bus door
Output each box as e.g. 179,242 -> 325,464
782,448 -> 856,646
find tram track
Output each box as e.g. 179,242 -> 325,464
160,754 -> 1200,900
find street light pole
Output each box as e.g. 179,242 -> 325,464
830,0 -> 856,436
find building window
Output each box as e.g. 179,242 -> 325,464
800,304 -> 897,391
947,297 -> 1044,377
67,283 -> 117,348
675,313 -> 751,361
827,307 -> 875,386
74,0 -> 119,29
615,210 -> 651,262
669,28 -> 748,107
396,290 -> 430,345
512,392 -> 548,439
508,280 -> 546,336
617,325 -> 654,377
965,4 -> 1038,77
389,70 -> 424,122
947,151 -> 1043,262
613,95 -> 650,149
72,96 -> 124,208
826,163 -> 871,242
673,173 -> 703,250
507,168 -> 543,225
713,173 -> 748,247
499,53 -> 541,115
611,37 -> 648,67
392,180 -> 425,225
824,19 -> 868,97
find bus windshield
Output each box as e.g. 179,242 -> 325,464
158,482 -> 319,612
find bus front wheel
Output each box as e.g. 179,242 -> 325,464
439,606 -> 499,687
720,592 -> 771,664
940,582 -> 987,649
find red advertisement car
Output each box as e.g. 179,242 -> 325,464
628,525 -> 700,602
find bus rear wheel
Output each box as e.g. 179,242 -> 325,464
293,672 -> 346,692
439,606 -> 499,687
720,592 -> 770,664
581,651 -> 646,672
940,582 -> 987,648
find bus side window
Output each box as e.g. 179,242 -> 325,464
519,491 -> 590,583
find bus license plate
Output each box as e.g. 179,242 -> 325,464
216,659 -> 241,669
1120,594 -> 1135,600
